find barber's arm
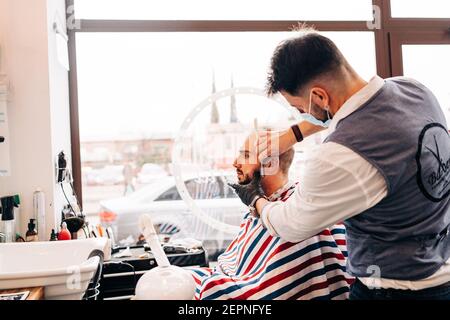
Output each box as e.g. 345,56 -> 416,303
257,121 -> 325,161
251,143 -> 387,243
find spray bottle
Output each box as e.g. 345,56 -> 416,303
0,196 -> 19,243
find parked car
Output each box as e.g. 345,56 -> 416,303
137,163 -> 168,185
99,173 -> 247,259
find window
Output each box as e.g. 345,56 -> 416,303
155,186 -> 181,201
69,0 -> 450,260
75,30 -> 376,256
154,177 -> 237,202
76,31 -> 376,219
76,31 -> 375,139
391,0 -> 450,18
74,0 -> 373,21
402,45 -> 450,125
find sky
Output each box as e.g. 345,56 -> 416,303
76,31 -> 377,140
74,0 -> 373,21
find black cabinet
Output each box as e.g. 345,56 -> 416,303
98,246 -> 208,300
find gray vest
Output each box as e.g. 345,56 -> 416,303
326,77 -> 450,280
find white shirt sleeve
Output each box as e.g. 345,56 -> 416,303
260,142 -> 388,243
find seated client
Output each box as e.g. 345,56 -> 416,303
189,133 -> 354,300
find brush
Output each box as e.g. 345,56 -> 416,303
63,216 -> 85,234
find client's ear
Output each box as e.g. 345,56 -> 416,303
261,157 -> 272,168
263,162 -> 272,168
261,157 -> 280,176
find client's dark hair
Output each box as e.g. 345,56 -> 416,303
266,27 -> 348,96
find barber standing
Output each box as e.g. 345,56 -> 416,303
230,30 -> 450,300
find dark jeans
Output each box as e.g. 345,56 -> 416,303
349,279 -> 450,300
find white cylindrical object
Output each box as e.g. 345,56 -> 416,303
135,265 -> 196,300
139,214 -> 170,267
135,214 -> 196,300
33,189 -> 46,241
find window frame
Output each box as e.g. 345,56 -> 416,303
390,31 -> 450,76
66,0 -> 450,208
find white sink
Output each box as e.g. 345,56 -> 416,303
0,238 -> 109,300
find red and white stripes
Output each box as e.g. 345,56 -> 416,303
188,182 -> 354,300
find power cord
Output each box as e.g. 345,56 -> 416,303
57,151 -> 84,219
61,183 -> 77,216
67,170 -> 84,217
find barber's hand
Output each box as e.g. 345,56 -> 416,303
257,122 -> 326,162
228,171 -> 265,207
257,129 -> 295,163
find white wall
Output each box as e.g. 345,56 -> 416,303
47,0 -> 73,231
0,0 -> 72,238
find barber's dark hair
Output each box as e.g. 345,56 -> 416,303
266,29 -> 347,96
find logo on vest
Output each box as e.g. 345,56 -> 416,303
416,123 -> 450,202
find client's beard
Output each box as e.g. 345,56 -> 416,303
238,170 -> 259,185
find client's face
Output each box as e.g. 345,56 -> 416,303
233,137 -> 260,185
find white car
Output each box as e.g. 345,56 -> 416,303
99,173 -> 248,258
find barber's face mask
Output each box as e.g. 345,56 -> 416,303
302,91 -> 332,128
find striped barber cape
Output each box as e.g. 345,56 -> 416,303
188,181 -> 354,300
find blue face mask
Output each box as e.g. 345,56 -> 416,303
301,91 -> 332,128
302,113 -> 332,128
